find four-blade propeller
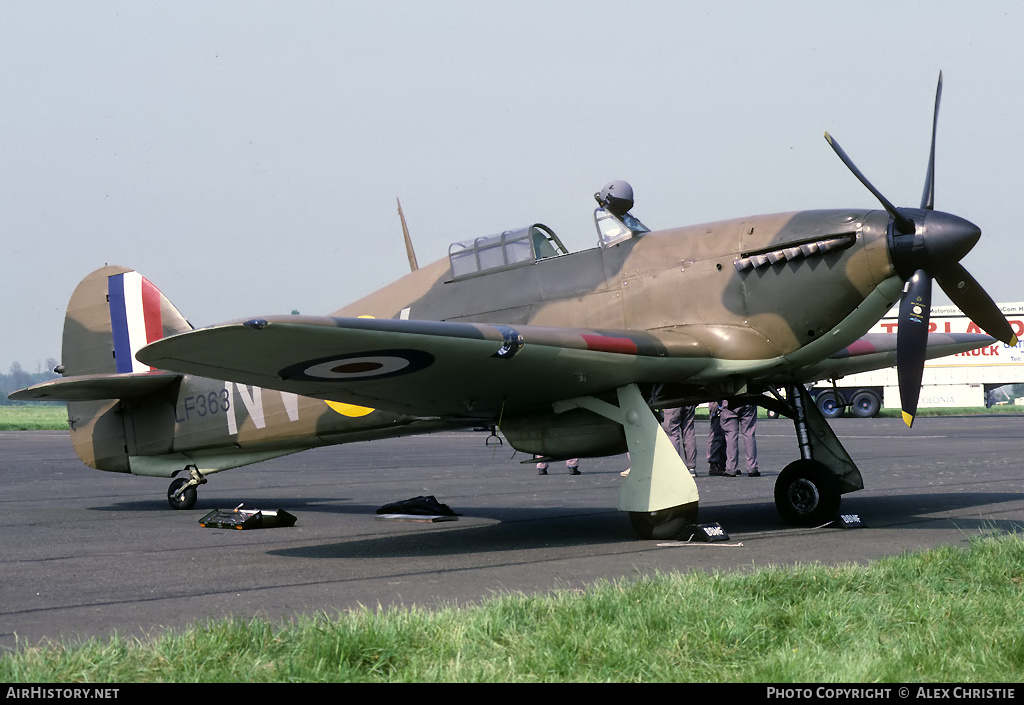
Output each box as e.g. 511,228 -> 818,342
825,72 -> 1017,427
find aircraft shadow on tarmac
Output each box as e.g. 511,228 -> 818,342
266,507 -> 638,560
255,491 -> 1024,560
86,485 -> 1024,560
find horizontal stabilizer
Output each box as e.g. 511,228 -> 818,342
8,371 -> 181,402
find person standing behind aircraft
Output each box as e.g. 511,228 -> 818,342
720,399 -> 760,477
707,401 -> 726,476
662,406 -> 697,476
536,457 -> 581,475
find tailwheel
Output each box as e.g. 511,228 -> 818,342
774,459 -> 840,526
167,478 -> 197,510
629,502 -> 698,540
167,466 -> 206,510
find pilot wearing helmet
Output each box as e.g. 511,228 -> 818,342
594,180 -> 650,247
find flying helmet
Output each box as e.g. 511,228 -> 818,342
597,180 -> 634,217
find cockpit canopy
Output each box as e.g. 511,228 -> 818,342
449,224 -> 568,279
447,181 -> 650,279
594,206 -> 650,247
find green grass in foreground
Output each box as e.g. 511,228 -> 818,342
3,534 -> 1023,682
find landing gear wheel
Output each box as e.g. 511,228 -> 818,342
629,502 -> 699,540
774,460 -> 840,526
167,477 -> 198,510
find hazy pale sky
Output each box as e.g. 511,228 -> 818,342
2,1 -> 1022,373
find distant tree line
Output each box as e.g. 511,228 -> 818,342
1,360 -> 60,405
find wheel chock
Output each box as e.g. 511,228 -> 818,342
829,512 -> 866,529
682,522 -> 730,542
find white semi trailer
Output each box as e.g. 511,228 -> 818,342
809,302 -> 1024,417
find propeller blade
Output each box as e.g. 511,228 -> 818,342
827,73 -> 1011,427
824,132 -> 916,235
896,270 -> 933,427
920,71 -> 943,211
935,263 -> 1019,346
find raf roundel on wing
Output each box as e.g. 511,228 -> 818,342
280,349 -> 435,382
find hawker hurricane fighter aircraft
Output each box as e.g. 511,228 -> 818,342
12,74 -> 1017,539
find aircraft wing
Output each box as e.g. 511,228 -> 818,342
793,332 -> 995,383
137,315 -> 714,418
22,315 -> 992,413
137,317 -> 994,417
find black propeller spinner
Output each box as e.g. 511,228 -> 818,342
825,72 -> 1017,427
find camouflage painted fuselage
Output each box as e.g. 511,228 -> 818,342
335,208 -> 898,376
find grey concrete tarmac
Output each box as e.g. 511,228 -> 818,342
2,415 -> 1023,652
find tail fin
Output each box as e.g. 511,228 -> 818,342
63,265 -> 192,376
12,266 -> 192,472
69,266 -> 191,471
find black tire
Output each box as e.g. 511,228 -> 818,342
629,502 -> 698,540
850,390 -> 881,418
815,391 -> 844,418
774,459 -> 840,526
167,477 -> 197,510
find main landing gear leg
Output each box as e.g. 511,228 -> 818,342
553,384 -> 699,539
167,465 -> 207,510
774,384 -> 864,526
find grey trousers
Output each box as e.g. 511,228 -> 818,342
720,403 -> 758,474
661,406 -> 697,470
